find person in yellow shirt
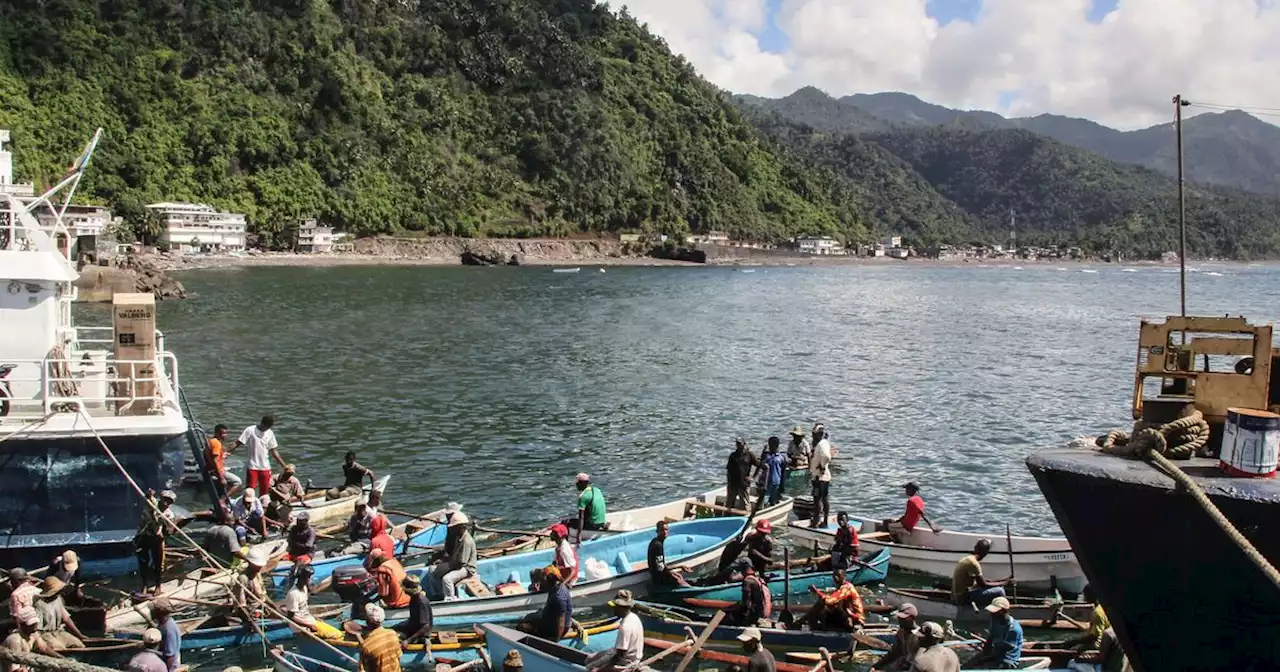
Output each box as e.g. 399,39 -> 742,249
1065,586 -> 1110,651
950,539 -> 1014,608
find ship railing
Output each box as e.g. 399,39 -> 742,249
0,352 -> 181,418
63,327 -> 169,353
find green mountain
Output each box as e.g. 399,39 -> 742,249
0,0 -> 879,245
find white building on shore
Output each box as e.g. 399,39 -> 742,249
147,202 -> 247,253
297,220 -> 334,253
0,131 -> 34,199
797,235 -> 843,255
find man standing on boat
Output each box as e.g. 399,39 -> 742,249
830,512 -> 860,570
135,489 -> 177,594
570,473 -> 608,533
880,482 -> 941,540
964,597 -> 1022,670
951,540 -> 1014,609
726,438 -> 760,511
205,424 -> 241,498
328,451 -> 375,500
230,415 -> 285,496
760,438 -> 787,506
809,424 -> 833,528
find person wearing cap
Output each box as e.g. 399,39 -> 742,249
204,507 -> 247,566
230,414 -> 285,496
910,622 -> 960,672
232,487 -> 268,541
871,603 -> 919,671
808,424 -> 833,528
502,650 -> 524,672
233,547 -> 270,614
51,550 -> 82,596
394,574 -> 433,645
646,521 -> 689,588
550,524 -> 579,586
135,488 -> 178,594
726,438 -> 761,511
428,510 -> 476,600
4,606 -> 60,669
880,483 -> 941,540
569,473 -> 608,533
127,628 -> 167,672
151,597 -> 182,672
802,568 -> 864,631
369,548 -> 411,608
355,604 -> 402,672
951,539 -> 1013,608
746,519 -> 774,574
7,568 -> 39,615
760,438 -> 787,506
786,426 -> 811,468
267,463 -> 306,524
286,511 -> 318,563
729,565 -> 770,626
830,512 -> 860,570
737,626 -> 776,672
535,565 -> 572,642
328,450 -> 375,500
205,424 -> 242,499
964,596 -> 1023,670
342,498 -> 375,555
585,590 -> 642,672
33,577 -> 84,649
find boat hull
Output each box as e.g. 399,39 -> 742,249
0,431 -> 187,576
1028,448 -> 1280,671
787,519 -> 1084,595
882,588 -> 1093,626
651,548 -> 890,605
637,608 -> 875,653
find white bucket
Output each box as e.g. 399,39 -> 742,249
1219,407 -> 1280,478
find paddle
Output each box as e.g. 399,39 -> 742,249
623,635 -> 695,671
1005,523 -> 1017,600
674,609 -> 725,672
780,548 -> 794,627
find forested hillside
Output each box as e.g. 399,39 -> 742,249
0,0 -> 878,244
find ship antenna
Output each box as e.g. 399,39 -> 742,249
1174,94 -> 1191,319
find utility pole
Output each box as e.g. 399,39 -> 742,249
1173,94 -> 1191,318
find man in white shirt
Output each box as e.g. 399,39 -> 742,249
231,415 -> 285,495
587,590 -> 643,672
550,524 -> 578,586
809,423 -> 833,528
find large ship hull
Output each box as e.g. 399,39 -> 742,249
1027,448 -> 1280,671
0,431 -> 188,576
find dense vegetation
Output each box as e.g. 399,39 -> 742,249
0,0 -> 879,245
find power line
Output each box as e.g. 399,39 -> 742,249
1184,100 -> 1280,117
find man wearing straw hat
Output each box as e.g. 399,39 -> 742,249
427,508 -> 476,600
33,577 -> 85,649
786,426 -> 811,468
585,590 -> 643,672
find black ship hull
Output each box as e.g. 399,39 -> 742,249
1027,448 -> 1280,671
0,431 -> 187,576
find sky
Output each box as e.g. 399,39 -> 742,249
615,0 -> 1280,130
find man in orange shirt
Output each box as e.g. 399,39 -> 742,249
802,568 -> 864,632
368,549 -> 411,609
204,425 -> 241,498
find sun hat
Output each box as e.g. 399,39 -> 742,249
892,603 -> 918,619
159,490 -> 177,502
39,576 -> 65,598
445,502 -> 462,515
790,426 -> 806,436
985,596 -> 1012,613
245,545 -> 270,567
503,651 -> 524,668
609,589 -> 635,607
142,628 -> 163,646
449,511 -> 470,526
736,627 -> 763,642
61,550 -> 79,573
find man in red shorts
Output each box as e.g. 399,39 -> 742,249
231,415 -> 285,494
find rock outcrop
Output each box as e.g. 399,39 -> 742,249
74,255 -> 186,302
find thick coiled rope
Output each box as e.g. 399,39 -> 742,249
1095,410 -> 1210,460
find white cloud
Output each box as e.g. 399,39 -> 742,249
618,0 -> 1280,129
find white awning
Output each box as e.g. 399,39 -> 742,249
0,250 -> 77,282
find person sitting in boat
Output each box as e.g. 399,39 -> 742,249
353,604 -> 402,672
829,512 -> 860,570
127,628 -> 167,672
394,574 -> 433,645
33,577 -> 85,650
51,551 -> 82,599
8,568 -> 39,615
4,607 -> 61,664
151,598 -> 182,672
366,514 -> 398,565
368,548 -> 411,609
726,438 -> 761,511
911,621 -> 960,672
760,439 -> 787,506
963,597 -> 1022,670
328,451 -> 375,500
647,521 -> 690,588
267,463 -> 306,524
286,511 -> 318,564
233,547 -> 270,617
746,519 -> 775,574
951,539 -> 1014,609
136,489 -> 178,594
550,524 -> 579,586
786,426 -> 811,468
533,565 -> 572,642
585,590 -> 643,672
232,488 -> 269,542
205,508 -> 248,566
801,568 -> 864,632
878,482 -> 941,540
870,603 -> 918,672
728,565 -> 770,626
281,562 -> 321,632
1062,585 -> 1110,654
342,498 -> 375,555
566,473 -> 609,532
1066,627 -> 1128,672
427,511 -> 477,600
737,626 -> 777,672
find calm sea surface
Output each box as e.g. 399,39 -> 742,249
153,262 -> 1280,536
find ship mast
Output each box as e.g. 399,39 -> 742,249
1173,94 -> 1191,318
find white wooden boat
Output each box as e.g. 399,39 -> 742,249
787,517 -> 1085,595
601,486 -> 792,533
105,539 -> 288,630
290,475 -> 390,528
882,587 -> 1093,627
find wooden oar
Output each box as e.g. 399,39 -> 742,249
1005,523 -> 1017,600
674,609 -> 725,672
623,636 -> 694,671
781,548 -> 794,627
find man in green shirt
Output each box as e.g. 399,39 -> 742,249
573,473 -> 608,532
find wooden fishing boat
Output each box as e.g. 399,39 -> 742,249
55,637 -> 143,665
399,517 -> 745,620
883,588 -> 1093,626
649,548 -> 890,607
105,539 -> 288,630
634,601 -> 895,653
291,476 -> 391,528
112,604 -> 348,650
266,509 -> 449,591
788,518 -> 1085,595
642,636 -> 815,672
478,623 -> 605,672
299,618 -> 618,670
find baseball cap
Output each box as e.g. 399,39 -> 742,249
736,627 -> 763,642
892,603 -> 918,619
985,596 -> 1012,613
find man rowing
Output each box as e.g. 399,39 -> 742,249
963,597 -> 1023,670
951,539 -> 1014,609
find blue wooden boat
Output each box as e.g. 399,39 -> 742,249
650,547 -> 890,606
398,517 -> 746,620
267,511 -> 449,592
479,623 -> 599,672
112,606 -> 346,650
633,601 -> 885,653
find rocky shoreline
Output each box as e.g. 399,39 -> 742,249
74,256 -> 187,302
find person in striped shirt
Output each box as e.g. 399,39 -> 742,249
355,605 -> 402,672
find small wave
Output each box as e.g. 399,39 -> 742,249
1013,266 -> 1023,270
1081,269 -> 1099,274
1055,267 -> 1067,271
1122,268 -> 1138,273
1205,271 -> 1224,277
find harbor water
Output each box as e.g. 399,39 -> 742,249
145,262 -> 1280,535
